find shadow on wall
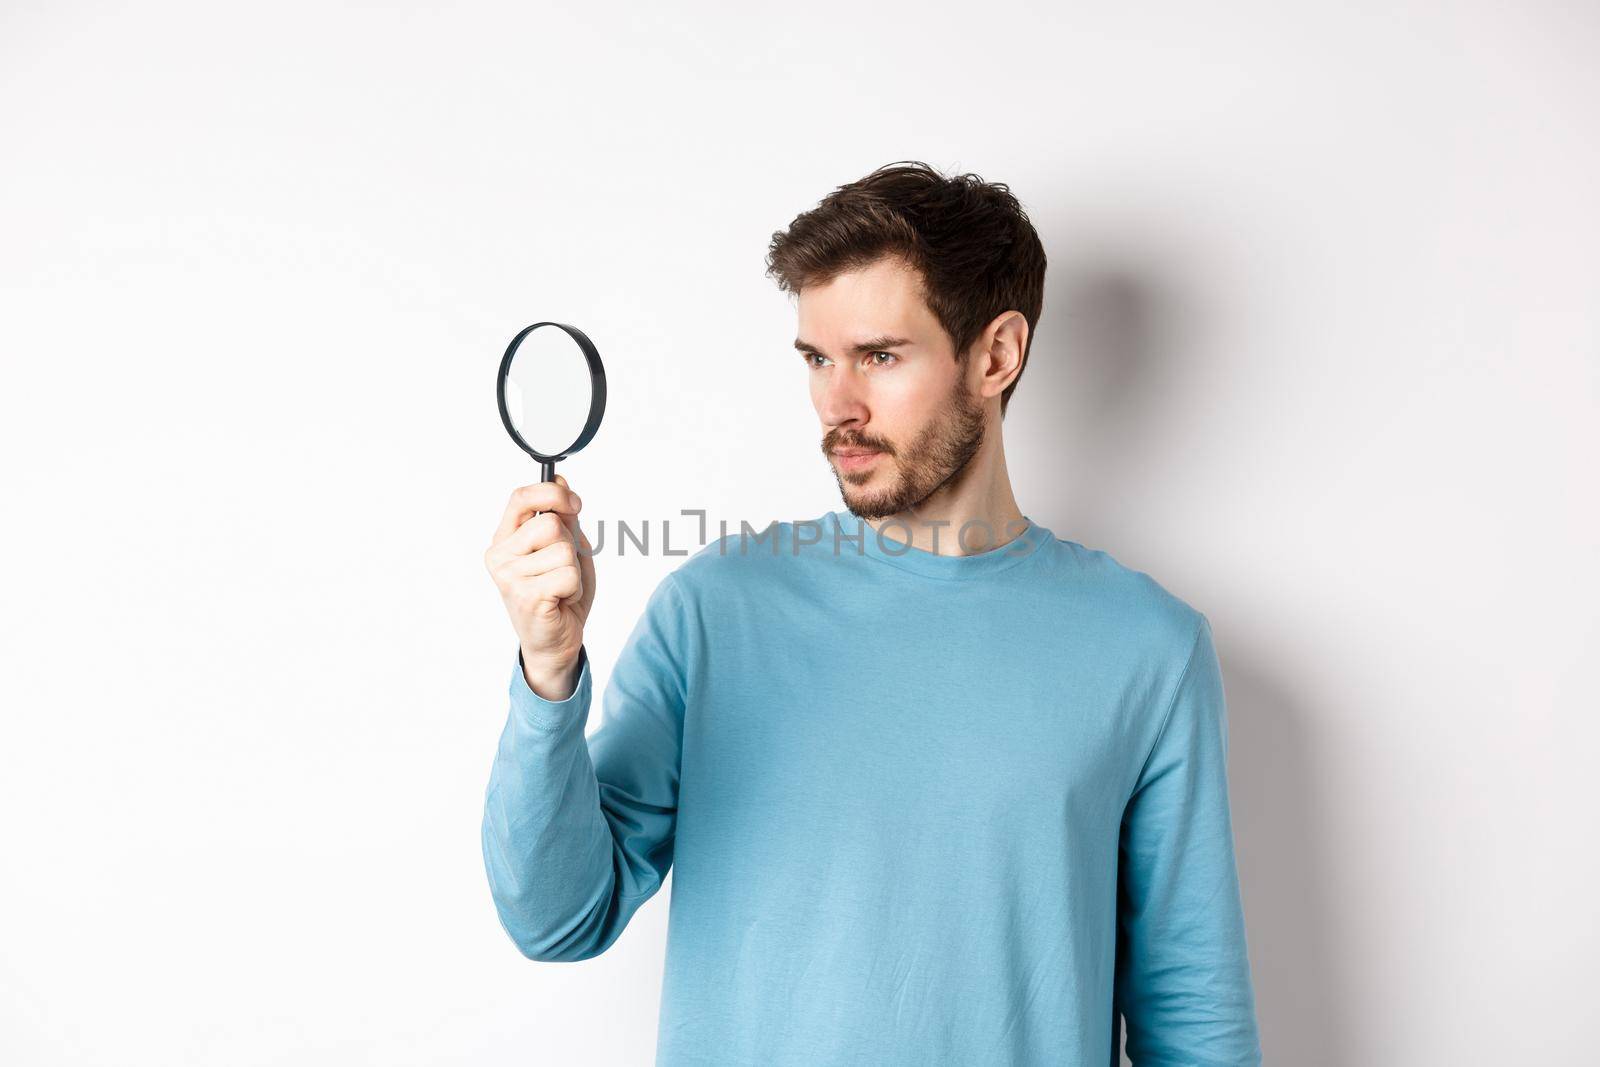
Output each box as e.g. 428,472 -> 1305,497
1023,259 -> 1354,1066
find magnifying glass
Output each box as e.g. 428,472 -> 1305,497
496,321 -> 607,489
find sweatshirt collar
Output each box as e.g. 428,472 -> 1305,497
823,509 -> 1053,581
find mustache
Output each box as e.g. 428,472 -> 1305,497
823,429 -> 894,455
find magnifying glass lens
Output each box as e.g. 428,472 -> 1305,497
504,327 -> 594,458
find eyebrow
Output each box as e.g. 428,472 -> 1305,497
793,335 -> 913,356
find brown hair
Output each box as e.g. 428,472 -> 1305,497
765,160 -> 1047,416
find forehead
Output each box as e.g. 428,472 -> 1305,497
795,254 -> 942,343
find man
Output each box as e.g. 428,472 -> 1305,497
481,161 -> 1263,1065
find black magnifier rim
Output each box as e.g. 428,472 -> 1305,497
496,321 -> 608,463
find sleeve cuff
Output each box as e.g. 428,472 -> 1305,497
509,645 -> 592,732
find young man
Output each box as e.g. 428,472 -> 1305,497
482,162 -> 1263,1065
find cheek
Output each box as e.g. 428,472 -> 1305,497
876,369 -> 945,429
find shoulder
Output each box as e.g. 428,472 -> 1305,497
1053,537 -> 1208,661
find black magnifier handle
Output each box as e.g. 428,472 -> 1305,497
536,462 -> 561,525
534,461 -> 556,520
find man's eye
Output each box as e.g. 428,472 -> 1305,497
870,351 -> 898,366
802,353 -> 830,368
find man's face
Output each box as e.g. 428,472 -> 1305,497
795,254 -> 988,520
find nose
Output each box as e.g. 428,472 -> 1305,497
816,361 -> 869,428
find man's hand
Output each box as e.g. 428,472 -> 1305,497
484,475 -> 595,701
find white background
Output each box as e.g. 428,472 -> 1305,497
2,3 -> 1595,1064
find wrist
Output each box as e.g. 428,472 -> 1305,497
521,647 -> 582,701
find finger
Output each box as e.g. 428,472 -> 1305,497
524,565 -> 582,605
502,509 -> 577,563
501,536 -> 580,581
506,559 -> 583,611
487,510 -> 560,570
492,497 -> 583,562
556,508 -> 595,601
491,481 -> 583,546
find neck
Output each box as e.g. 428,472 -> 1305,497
863,425 -> 1026,556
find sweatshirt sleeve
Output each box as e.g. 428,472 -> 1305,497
480,573 -> 689,962
1114,616 -> 1263,1065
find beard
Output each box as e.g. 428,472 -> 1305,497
822,377 -> 988,521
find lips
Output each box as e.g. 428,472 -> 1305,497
832,448 -> 882,471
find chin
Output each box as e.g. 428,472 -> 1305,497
838,484 -> 898,521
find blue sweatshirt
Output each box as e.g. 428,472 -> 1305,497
482,509 -> 1262,1066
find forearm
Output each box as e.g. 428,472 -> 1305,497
480,647 -> 629,962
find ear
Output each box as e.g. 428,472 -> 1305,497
969,311 -> 1028,401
